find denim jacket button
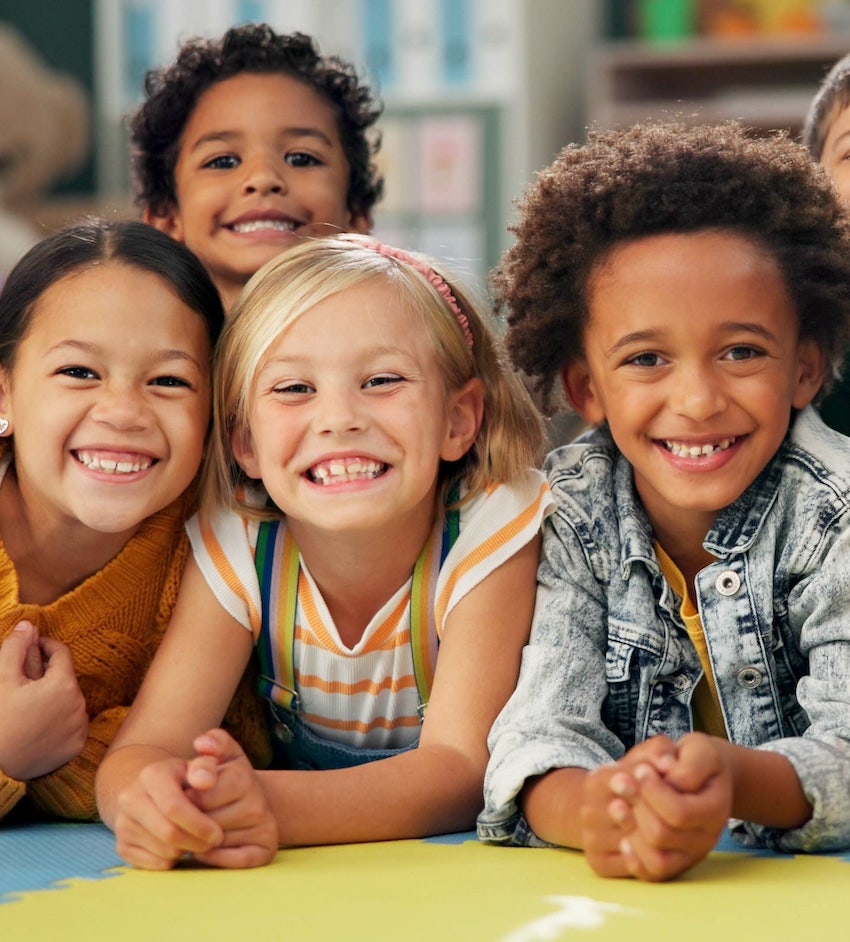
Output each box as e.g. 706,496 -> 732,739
715,570 -> 741,596
736,666 -> 763,688
673,675 -> 690,692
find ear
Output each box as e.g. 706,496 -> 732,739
143,204 -> 185,242
440,378 -> 484,462
561,361 -> 606,426
230,424 -> 262,480
0,368 -> 13,436
792,338 -> 827,410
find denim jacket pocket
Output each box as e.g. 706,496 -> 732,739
766,626 -> 810,736
604,623 -> 648,750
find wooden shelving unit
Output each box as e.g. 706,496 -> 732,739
588,35 -> 850,135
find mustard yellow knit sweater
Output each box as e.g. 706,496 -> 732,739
0,495 -> 270,822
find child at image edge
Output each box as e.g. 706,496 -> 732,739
802,50 -> 850,435
131,23 -> 382,311
0,219 -> 268,823
477,122 -> 850,882
96,234 -> 553,869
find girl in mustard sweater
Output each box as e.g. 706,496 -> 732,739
0,219 -> 266,822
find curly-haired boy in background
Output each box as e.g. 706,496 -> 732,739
130,23 -> 383,310
478,122 -> 850,881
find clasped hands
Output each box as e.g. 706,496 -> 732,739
581,732 -> 734,882
113,729 -> 279,871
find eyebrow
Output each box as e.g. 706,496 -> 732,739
605,321 -> 780,357
188,126 -> 335,152
47,339 -> 205,370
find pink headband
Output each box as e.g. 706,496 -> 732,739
365,240 -> 474,350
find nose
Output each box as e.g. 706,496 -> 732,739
242,155 -> 287,196
312,387 -> 366,436
668,365 -> 727,422
89,385 -> 151,432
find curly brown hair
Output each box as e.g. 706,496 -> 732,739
129,23 -> 384,221
496,122 -> 850,412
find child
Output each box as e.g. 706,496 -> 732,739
0,219 -> 267,823
131,22 -> 383,311
477,122 -> 850,882
95,233 -> 553,870
801,51 -> 850,434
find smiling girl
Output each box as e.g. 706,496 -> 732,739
0,219 -> 266,822
96,234 -> 552,869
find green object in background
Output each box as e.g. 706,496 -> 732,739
639,0 -> 696,40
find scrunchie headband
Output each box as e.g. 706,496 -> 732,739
363,239 -> 474,350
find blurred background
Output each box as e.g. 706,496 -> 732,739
3,0 -> 850,290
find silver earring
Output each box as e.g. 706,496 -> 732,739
0,418 -> 9,435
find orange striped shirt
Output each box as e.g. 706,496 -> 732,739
187,471 -> 552,750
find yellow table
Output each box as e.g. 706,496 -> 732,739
1,824 -> 847,941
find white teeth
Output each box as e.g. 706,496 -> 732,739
664,437 -> 736,458
310,458 -> 384,485
75,451 -> 153,474
231,219 -> 295,234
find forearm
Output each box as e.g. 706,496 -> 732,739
720,740 -> 811,829
520,766 -> 589,849
259,743 -> 485,846
95,743 -> 183,829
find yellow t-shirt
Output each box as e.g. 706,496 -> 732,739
654,543 -> 727,739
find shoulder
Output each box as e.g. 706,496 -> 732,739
187,496 -> 263,557
540,427 -> 631,582
460,468 -> 554,542
543,426 -> 624,530
787,407 -> 850,480
780,407 -> 850,513
544,425 -> 619,495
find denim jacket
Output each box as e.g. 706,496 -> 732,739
478,406 -> 850,853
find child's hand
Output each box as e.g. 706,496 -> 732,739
112,756 -> 225,870
614,733 -> 733,882
0,621 -> 88,780
580,736 -> 678,878
183,729 -> 279,869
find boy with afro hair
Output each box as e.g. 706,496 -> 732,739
478,121 -> 850,881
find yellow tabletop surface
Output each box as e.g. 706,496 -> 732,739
1,824 -> 847,941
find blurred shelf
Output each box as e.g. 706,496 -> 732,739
588,34 -> 850,134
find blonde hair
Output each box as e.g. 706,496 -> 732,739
204,234 -> 545,520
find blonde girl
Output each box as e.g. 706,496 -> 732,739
96,234 -> 552,869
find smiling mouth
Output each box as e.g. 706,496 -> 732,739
307,457 -> 387,485
229,219 -> 298,234
663,437 -> 738,458
74,451 -> 155,474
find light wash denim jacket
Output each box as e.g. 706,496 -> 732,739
478,406 -> 850,853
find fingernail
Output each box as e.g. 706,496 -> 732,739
610,772 -> 636,797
